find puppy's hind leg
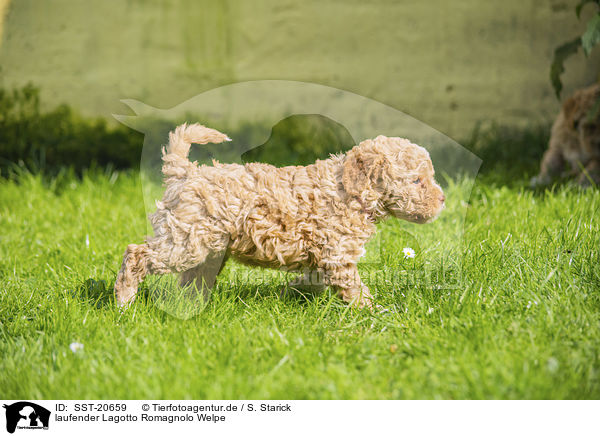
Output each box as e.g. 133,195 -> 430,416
114,243 -> 167,307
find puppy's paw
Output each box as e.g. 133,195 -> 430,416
115,288 -> 137,309
117,299 -> 133,311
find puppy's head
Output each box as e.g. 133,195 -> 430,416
342,135 -> 445,223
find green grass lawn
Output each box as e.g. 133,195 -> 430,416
0,169 -> 599,399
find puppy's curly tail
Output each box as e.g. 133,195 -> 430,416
162,123 -> 231,178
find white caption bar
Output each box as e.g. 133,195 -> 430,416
0,400 -> 597,436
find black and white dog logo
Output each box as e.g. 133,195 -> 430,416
3,402 -> 50,433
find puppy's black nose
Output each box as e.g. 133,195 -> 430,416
439,195 -> 445,202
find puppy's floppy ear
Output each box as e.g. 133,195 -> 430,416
342,144 -> 384,198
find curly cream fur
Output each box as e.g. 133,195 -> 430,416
115,123 -> 445,308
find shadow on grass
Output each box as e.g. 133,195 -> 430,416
74,274 -> 295,313
75,277 -> 158,309
76,278 -> 114,308
215,280 -> 320,305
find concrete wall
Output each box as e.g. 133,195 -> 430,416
1,0 -> 599,139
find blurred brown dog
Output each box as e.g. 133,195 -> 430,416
531,84 -> 600,187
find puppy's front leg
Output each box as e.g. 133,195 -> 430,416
531,147 -> 565,188
324,264 -> 373,309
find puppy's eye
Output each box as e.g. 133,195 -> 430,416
413,178 -> 421,184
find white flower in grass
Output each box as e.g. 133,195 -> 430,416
69,342 -> 84,353
402,247 -> 416,259
546,357 -> 559,373
526,300 -> 538,309
427,307 -> 434,315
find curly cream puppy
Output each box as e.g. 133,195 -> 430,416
115,124 -> 445,308
532,83 -> 600,187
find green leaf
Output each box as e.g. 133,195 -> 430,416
576,0 -> 600,19
582,13 -> 600,55
550,37 -> 581,99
